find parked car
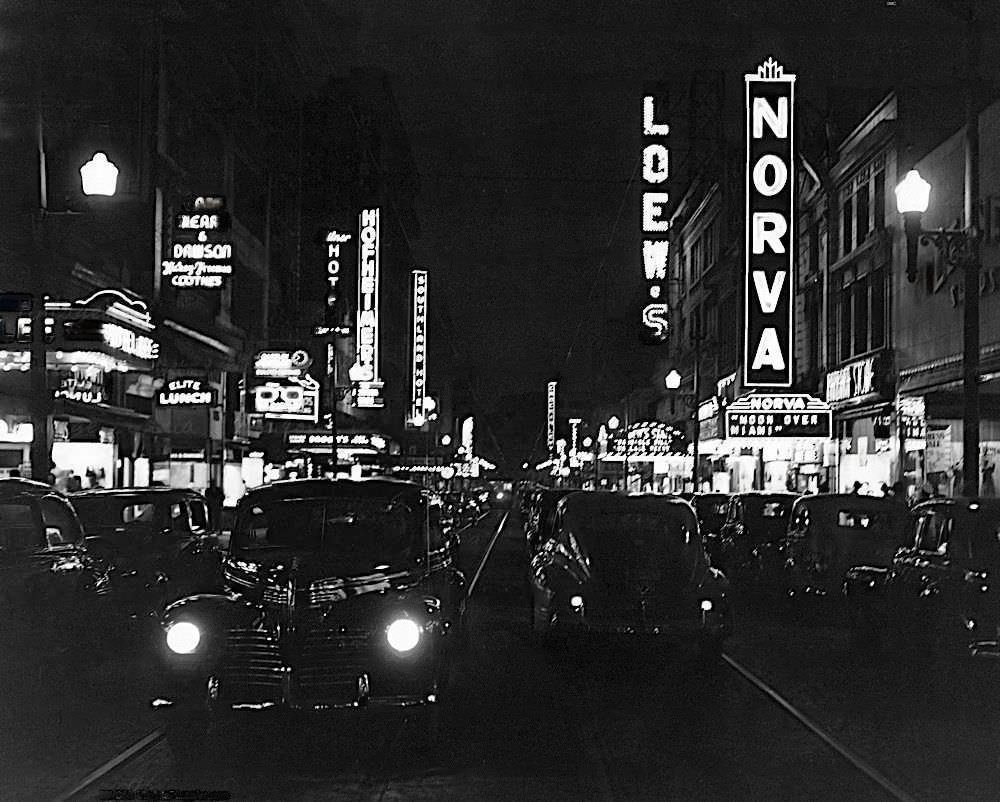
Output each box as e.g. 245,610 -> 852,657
846,497 -> 1000,658
0,479 -> 105,645
717,492 -> 797,591
685,493 -> 731,568
524,487 -> 576,557
784,493 -> 911,611
70,487 -> 223,621
529,491 -> 733,660
152,478 -> 466,758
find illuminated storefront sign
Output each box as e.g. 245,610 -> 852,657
609,421 -> 686,459
324,229 -> 352,324
251,376 -> 319,422
744,57 -> 795,388
102,323 -> 159,360
410,270 -> 428,422
252,350 -> 312,378
462,416 -> 475,459
350,208 -> 384,408
286,431 -> 389,452
161,196 -> 233,289
825,352 -> 893,406
53,367 -> 107,404
899,396 -> 927,442
725,394 -> 831,438
698,396 -> 721,441
641,93 -> 671,342
547,381 -> 557,455
157,378 -> 214,406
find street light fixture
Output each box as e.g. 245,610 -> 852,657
664,369 -> 682,390
79,152 -> 119,197
607,415 -> 620,431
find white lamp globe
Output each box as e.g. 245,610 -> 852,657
895,169 -> 931,215
80,152 -> 119,197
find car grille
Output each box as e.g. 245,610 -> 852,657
218,629 -> 284,702
263,583 -> 291,605
308,579 -> 347,607
217,626 -> 374,706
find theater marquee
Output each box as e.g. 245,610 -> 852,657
725,394 -> 831,439
744,58 -> 795,388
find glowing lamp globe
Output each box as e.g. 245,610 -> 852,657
440,434 -> 452,446
608,416 -> 621,431
80,152 -> 119,197
894,169 -> 931,215
422,396 -> 437,413
665,369 -> 682,390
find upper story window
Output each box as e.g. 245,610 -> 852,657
839,155 -> 886,259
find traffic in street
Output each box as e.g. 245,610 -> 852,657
1,480 -> 998,801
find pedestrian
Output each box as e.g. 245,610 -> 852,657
891,480 -> 907,500
817,477 -> 829,494
879,482 -> 890,497
982,461 -> 996,497
205,481 -> 224,530
851,480 -> 863,494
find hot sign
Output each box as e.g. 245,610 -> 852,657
744,58 -> 795,388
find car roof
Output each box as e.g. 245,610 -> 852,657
0,478 -> 65,499
239,477 -> 426,505
793,493 -> 910,511
69,487 -> 204,499
912,497 -> 1000,513
559,491 -> 696,517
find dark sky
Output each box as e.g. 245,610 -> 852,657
317,0 -> 1000,404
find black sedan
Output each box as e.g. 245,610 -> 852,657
529,491 -> 733,660
151,478 -> 467,758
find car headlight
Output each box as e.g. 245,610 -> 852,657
386,618 -> 421,653
165,621 -> 201,654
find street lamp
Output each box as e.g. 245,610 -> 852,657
79,152 -> 119,197
31,145 -> 120,482
664,369 -> 682,390
607,415 -> 620,431
895,165 -> 980,497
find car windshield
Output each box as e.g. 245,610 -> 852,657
572,507 -> 701,578
232,495 -> 420,565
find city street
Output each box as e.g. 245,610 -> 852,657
1,508 -> 995,801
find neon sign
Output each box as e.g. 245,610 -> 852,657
352,208 -> 384,408
162,197 -> 234,289
725,393 -> 831,438
744,57 -> 795,387
547,381 -> 557,455
410,270 -> 428,422
324,229 -> 352,325
103,323 -> 159,360
157,378 -> 214,406
641,94 -> 671,342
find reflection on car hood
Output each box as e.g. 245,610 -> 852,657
225,551 -> 414,603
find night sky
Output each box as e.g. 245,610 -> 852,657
312,0 -> 1000,409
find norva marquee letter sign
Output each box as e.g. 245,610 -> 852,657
744,58 -> 795,388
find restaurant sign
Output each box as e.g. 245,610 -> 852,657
157,378 -> 214,406
609,420 -> 687,458
725,393 -> 831,438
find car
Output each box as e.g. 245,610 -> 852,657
685,492 -> 731,568
529,491 -> 733,661
0,478 -> 105,648
846,497 -> 1000,658
784,493 -> 912,612
716,492 -> 797,592
151,478 -> 467,758
524,486 -> 576,557
69,487 -> 223,623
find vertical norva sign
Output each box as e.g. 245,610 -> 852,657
744,57 -> 795,388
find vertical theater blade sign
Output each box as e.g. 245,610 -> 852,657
744,58 -> 794,387
726,58 -> 832,441
349,208 -> 385,408
410,269 -> 428,423
641,93 -> 671,341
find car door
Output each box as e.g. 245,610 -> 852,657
891,505 -> 948,623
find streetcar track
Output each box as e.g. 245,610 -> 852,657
53,510 -> 510,802
722,653 -> 917,802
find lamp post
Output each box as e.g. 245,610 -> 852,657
896,166 -> 980,497
664,335 -> 702,493
31,127 -> 120,481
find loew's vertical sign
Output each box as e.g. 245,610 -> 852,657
744,58 -> 795,388
641,93 -> 671,342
